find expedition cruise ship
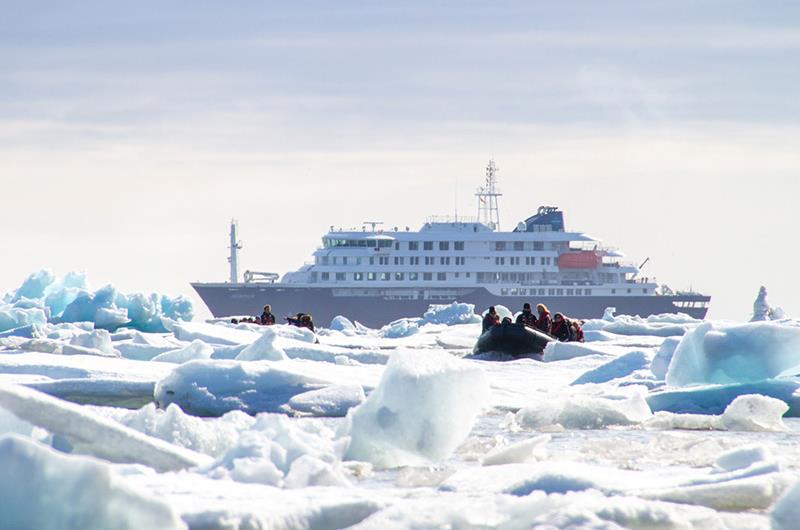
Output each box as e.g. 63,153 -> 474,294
192,161 -> 710,327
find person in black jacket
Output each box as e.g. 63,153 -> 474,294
515,303 -> 536,328
260,305 -> 276,326
550,312 -> 571,341
482,306 -> 500,333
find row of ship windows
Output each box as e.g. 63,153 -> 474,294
318,256 -> 555,266
315,272 -> 470,281
323,240 -> 558,251
501,287 -> 595,296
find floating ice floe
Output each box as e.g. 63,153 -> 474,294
0,435 -> 187,530
582,307 -> 701,337
344,350 -> 489,468
645,394 -> 790,432
155,359 -> 381,417
665,320 -> 800,387
513,387 -> 652,430
571,350 -> 651,385
0,384 -> 210,471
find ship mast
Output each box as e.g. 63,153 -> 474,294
475,159 -> 502,230
228,219 -> 242,283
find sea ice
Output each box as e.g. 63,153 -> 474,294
0,435 -> 186,530
421,302 -> 481,325
665,321 -> 800,387
644,394 -> 789,432
571,350 -> 650,385
288,385 -> 366,417
344,349 -> 489,468
235,328 -> 288,361
514,388 -> 652,430
772,478 -> 800,530
651,337 -> 680,380
0,384 -> 210,471
647,379 -> 800,416
152,339 -> 215,364
481,434 -> 550,466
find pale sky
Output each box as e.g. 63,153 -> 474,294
1,1 -> 799,321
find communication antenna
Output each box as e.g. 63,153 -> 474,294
363,221 -> 384,232
228,219 -> 242,283
475,159 -> 502,230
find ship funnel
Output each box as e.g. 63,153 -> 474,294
228,220 -> 242,283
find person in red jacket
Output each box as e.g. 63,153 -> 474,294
550,312 -> 571,341
482,306 -> 501,333
535,303 -> 552,334
569,318 -> 585,342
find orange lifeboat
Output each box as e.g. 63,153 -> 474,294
557,251 -> 600,269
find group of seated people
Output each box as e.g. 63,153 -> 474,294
482,302 -> 584,342
230,305 -> 315,332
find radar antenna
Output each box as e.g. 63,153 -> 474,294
475,159 -> 502,230
228,219 -> 242,283
362,221 -> 384,232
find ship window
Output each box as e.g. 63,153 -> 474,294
627,288 -> 632,294
500,288 -> 508,295
437,272 -> 446,281
335,273 -> 345,281
494,242 -> 506,251
567,289 -> 574,295
381,272 -> 390,281
455,272 -> 459,278
533,242 -> 544,250
367,240 -> 376,248
455,257 -> 465,265
354,272 -> 363,281
423,272 -> 432,281
575,289 -> 581,296
395,272 -> 404,281
585,289 -> 592,295
557,289 -> 564,295
466,272 -> 470,278
409,241 -> 419,251
332,256 -> 337,265
643,288 -> 648,294
439,241 -> 449,251
321,256 -> 329,265
423,241 -> 433,251
495,257 -> 505,265
357,240 -> 367,247
379,240 -> 392,248
513,241 -> 524,251
539,289 -> 545,296
440,257 -> 450,265
611,289 -> 616,294
379,257 -> 389,265
321,272 -> 330,281
410,257 -> 420,265
454,241 -> 464,251
410,272 -> 419,280
369,257 -> 374,265
548,289 -> 555,295
367,272 -> 376,281
395,242 -> 399,250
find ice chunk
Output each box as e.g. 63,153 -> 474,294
69,329 -> 115,356
714,445 -> 773,473
651,337 -> 680,380
665,321 -> 800,387
344,350 -> 489,468
515,389 -> 652,430
380,319 -> 419,338
152,339 -> 214,364
422,302 -> 480,325
288,385 -> 366,417
719,394 -> 789,431
0,384 -> 211,471
571,350 -> 650,385
481,434 -> 550,466
772,479 -> 800,530
11,269 -> 56,301
0,306 -> 47,333
170,321 -> 261,345
235,328 -> 288,361
330,315 -> 357,335
647,379 -> 800,416
0,435 -> 186,530
543,341 -> 611,362
153,358 -> 381,417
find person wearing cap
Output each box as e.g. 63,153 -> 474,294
482,306 -> 501,333
515,302 -> 537,328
